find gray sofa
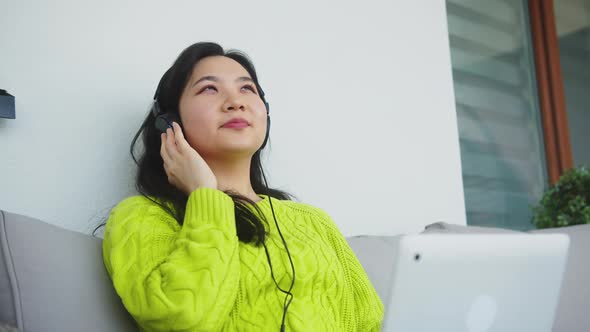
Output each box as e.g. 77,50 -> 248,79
1,209 -> 589,332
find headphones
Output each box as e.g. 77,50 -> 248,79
151,68 -> 294,331
150,70 -> 271,150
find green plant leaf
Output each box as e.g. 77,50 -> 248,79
532,166 -> 590,228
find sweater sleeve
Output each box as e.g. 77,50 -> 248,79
102,188 -> 240,332
342,236 -> 384,332
317,211 -> 384,331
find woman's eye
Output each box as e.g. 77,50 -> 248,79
242,85 -> 257,94
200,85 -> 217,93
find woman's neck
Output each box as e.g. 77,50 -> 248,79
205,157 -> 261,202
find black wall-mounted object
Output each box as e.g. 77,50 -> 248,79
0,89 -> 15,119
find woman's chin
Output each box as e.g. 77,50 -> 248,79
218,141 -> 261,155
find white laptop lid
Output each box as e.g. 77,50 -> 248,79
381,234 -> 569,332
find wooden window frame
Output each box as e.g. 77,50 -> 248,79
528,0 -> 574,184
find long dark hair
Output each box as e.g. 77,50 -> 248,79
125,42 -> 291,245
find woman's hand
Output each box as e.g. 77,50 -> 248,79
160,122 -> 218,194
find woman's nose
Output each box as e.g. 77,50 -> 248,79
223,93 -> 245,112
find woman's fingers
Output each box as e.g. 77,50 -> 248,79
165,127 -> 180,158
160,133 -> 172,164
159,122 -> 217,193
160,133 -> 173,181
172,122 -> 191,152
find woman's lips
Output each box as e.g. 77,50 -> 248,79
222,122 -> 249,129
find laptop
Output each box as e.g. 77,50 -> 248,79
381,234 -> 569,332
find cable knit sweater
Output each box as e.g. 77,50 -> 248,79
102,187 -> 383,331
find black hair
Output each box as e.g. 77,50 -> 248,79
95,42 -> 291,244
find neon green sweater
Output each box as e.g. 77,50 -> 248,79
102,187 -> 383,331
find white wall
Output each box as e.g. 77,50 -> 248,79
0,0 -> 466,236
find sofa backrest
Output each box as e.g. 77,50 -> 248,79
0,210 -> 137,332
345,235 -> 401,306
3,207 -> 587,332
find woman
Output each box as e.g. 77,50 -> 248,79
102,42 -> 383,331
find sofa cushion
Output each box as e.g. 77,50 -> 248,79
0,210 -> 137,332
0,322 -> 21,332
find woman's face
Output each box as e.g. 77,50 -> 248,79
178,56 -> 267,159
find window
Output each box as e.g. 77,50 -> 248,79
446,0 -> 549,230
555,0 -> 590,167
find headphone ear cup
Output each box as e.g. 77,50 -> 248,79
151,100 -> 169,133
154,113 -> 182,133
260,115 -> 271,150
155,114 -> 171,133
261,101 -> 270,149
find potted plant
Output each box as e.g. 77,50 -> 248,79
533,166 -> 590,229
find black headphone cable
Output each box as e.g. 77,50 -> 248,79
260,170 -> 296,332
